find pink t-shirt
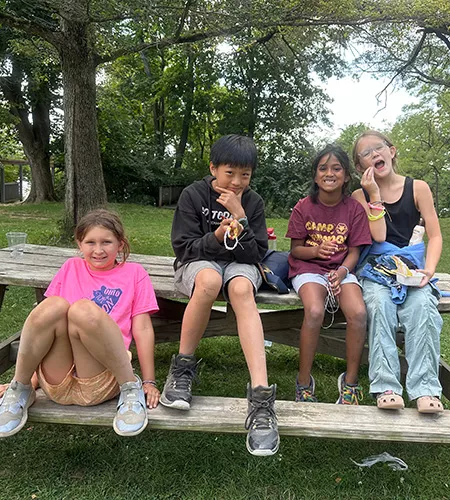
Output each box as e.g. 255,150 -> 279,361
45,258 -> 159,349
286,196 -> 372,277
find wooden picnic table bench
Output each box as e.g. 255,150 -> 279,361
1,243 -> 450,443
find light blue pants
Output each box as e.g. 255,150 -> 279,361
361,278 -> 442,400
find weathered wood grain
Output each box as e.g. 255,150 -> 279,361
27,391 -> 450,443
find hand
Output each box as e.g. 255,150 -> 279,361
227,219 -> 244,240
143,383 -> 160,409
215,217 -> 233,242
327,270 -> 342,296
417,268 -> 432,287
214,186 -> 245,219
316,240 -> 338,260
0,383 -> 9,398
360,166 -> 381,199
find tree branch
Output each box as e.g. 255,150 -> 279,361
0,10 -> 61,47
375,30 -> 428,101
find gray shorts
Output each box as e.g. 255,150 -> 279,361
291,272 -> 361,294
174,260 -> 262,302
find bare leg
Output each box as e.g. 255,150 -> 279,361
228,277 -> 268,387
339,284 -> 367,385
297,283 -> 327,387
179,269 -> 222,355
67,299 -> 134,385
15,297 -> 73,385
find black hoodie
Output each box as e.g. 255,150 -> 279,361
171,175 -> 268,267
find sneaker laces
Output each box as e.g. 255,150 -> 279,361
245,393 -> 277,431
340,384 -> 363,405
120,383 -> 143,412
170,363 -> 199,392
0,381 -> 22,413
296,388 -> 317,402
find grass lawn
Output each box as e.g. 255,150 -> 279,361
1,202 -> 450,499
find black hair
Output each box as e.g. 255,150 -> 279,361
210,134 -> 257,171
309,144 -> 352,203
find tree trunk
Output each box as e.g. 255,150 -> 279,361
174,50 -> 195,169
59,14 -> 107,232
0,65 -> 55,202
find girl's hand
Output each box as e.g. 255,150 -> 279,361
360,166 -> 381,199
417,269 -> 433,287
316,240 -> 338,260
143,383 -> 160,409
0,383 -> 9,398
327,270 -> 342,296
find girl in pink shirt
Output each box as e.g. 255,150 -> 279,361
0,209 -> 159,438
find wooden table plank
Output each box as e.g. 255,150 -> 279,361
27,391 -> 450,444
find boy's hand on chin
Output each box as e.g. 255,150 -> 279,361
215,187 -> 245,219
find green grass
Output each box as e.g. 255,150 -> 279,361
1,202 -> 450,499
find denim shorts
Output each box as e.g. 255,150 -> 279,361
291,272 -> 360,294
174,260 -> 262,302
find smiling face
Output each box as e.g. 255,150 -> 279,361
210,163 -> 252,196
354,135 -> 397,177
77,225 -> 124,271
314,153 -> 349,195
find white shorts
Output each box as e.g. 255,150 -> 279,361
291,272 -> 361,294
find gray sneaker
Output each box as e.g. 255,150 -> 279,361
160,354 -> 199,410
113,375 -> 148,437
245,384 -> 279,456
0,380 -> 36,438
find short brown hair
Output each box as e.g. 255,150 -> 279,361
75,209 -> 131,263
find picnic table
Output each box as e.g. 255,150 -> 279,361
2,243 -> 450,443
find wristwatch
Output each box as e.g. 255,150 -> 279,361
238,216 -> 249,229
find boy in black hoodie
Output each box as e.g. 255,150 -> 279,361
161,134 -> 279,456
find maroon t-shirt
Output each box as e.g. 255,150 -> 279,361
286,196 -> 372,277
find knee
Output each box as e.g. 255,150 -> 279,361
346,307 -> 367,330
68,299 -> 103,332
303,305 -> 325,328
27,296 -> 70,331
228,277 -> 254,304
193,270 -> 222,301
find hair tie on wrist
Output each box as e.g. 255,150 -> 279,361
142,380 -> 157,387
368,202 -> 384,211
338,265 -> 350,278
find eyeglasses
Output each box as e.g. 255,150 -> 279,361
358,142 -> 388,159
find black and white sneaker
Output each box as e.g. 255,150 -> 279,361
160,354 -> 199,410
245,383 -> 279,456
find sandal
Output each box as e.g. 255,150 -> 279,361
416,396 -> 444,414
376,390 -> 405,410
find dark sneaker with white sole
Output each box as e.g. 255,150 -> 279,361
245,383 -> 279,456
160,354 -> 199,410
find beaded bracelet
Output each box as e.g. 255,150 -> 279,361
142,380 -> 157,387
368,210 -> 386,221
367,202 -> 385,211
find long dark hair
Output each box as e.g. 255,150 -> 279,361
309,144 -> 352,203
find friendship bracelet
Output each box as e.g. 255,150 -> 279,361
368,210 -> 386,221
338,265 -> 350,278
142,380 -> 157,387
367,202 -> 385,211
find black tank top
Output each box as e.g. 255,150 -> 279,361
364,176 -> 420,247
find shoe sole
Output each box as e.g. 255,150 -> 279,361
113,414 -> 149,437
0,389 -> 36,438
335,372 -> 344,404
246,436 -> 280,456
159,395 -> 191,410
